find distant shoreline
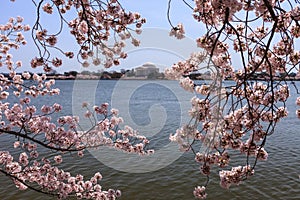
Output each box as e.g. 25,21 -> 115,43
2,73 -> 300,81
46,75 -> 300,81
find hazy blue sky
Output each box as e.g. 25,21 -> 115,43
1,1 -> 299,74
0,0 -> 203,73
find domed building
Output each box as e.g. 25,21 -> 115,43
135,62 -> 159,77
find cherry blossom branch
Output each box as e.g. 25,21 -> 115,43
0,168 -> 58,197
0,11 -> 152,198
167,0 -> 298,198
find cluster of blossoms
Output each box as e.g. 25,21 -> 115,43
296,97 -> 300,118
165,52 -> 207,80
0,15 -> 151,199
219,165 -> 254,189
193,186 -> 207,199
1,150 -> 122,199
32,0 -> 146,70
167,0 -> 300,199
193,0 -> 243,25
0,16 -> 30,70
0,72 -> 152,198
169,23 -> 185,39
80,102 -> 153,155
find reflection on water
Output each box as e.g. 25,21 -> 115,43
0,80 -> 299,200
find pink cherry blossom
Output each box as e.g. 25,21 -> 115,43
193,186 -> 207,199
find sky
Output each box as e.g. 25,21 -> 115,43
1,1 -> 298,74
0,0 -> 203,73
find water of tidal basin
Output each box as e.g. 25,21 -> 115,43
0,80 -> 299,200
